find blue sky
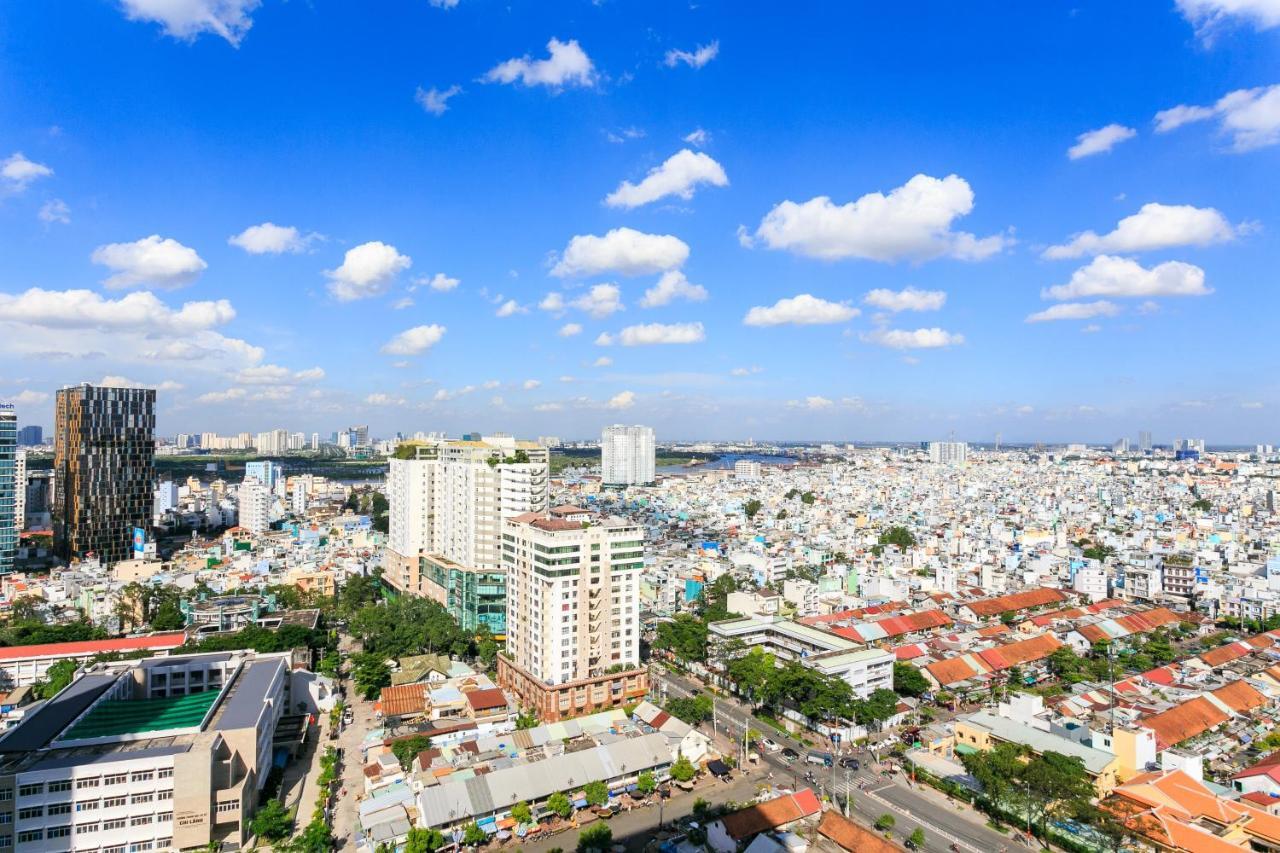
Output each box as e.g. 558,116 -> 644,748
0,1 -> 1278,443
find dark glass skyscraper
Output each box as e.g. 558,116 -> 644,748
54,384 -> 156,565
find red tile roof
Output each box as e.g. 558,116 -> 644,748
718,789 -> 821,841
976,633 -> 1062,671
1210,680 -> 1266,714
378,684 -> 428,718
817,810 -> 905,853
1140,696 -> 1230,749
465,687 -> 509,712
1199,642 -> 1253,667
963,587 -> 1067,618
0,632 -> 187,662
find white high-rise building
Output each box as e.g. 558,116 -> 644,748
498,506 -> 648,720
255,429 -> 289,456
928,441 -> 968,465
310,432 -> 320,451
154,480 -> 180,515
734,459 -> 763,480
601,424 -> 655,486
238,477 -> 271,534
384,435 -> 549,634
291,474 -> 311,515
13,447 -> 25,538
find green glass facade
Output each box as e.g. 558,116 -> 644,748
423,556 -> 506,635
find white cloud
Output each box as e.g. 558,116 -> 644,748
787,396 -> 833,411
612,322 -> 705,346
1025,301 -> 1121,323
8,390 -> 50,406
664,40 -> 719,69
1241,400 -> 1265,409
862,327 -> 965,349
1043,202 -> 1244,258
415,84 -> 462,116
863,287 -> 946,312
752,173 -> 1008,263
534,402 -> 563,412
119,0 -> 260,46
326,241 -> 411,301
1155,84 -> 1280,151
1067,124 -> 1137,159
1042,255 -> 1210,300
570,283 -> 624,318
432,385 -> 477,402
2,152 -> 53,191
91,235 -> 207,290
539,293 -> 566,314
731,366 -> 763,377
429,0 -> 460,7
559,375 -> 576,383
522,379 -> 542,390
98,375 -> 184,392
38,199 -> 70,225
381,324 -> 446,356
607,390 -> 636,410
683,128 -> 710,147
228,222 -> 318,254
640,271 -> 708,308
0,287 -> 233,333
481,380 -> 501,390
412,272 -> 459,292
235,364 -> 324,384
392,297 -> 414,310
558,323 -> 582,337
605,149 -> 729,209
743,294 -> 859,327
552,227 -> 689,277
496,299 -> 527,317
1176,0 -> 1280,37
594,333 -> 614,346
483,38 -> 595,89
365,393 -> 407,406
1081,324 -> 1102,334
196,388 -> 247,404
592,356 -> 613,367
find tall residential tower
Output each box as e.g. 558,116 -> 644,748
0,406 -> 16,575
600,424 -> 655,486
53,383 -> 156,565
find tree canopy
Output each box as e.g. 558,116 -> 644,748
350,596 -> 472,660
892,661 -> 929,697
654,613 -> 708,662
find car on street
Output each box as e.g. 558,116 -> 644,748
760,737 -> 781,752
780,747 -> 800,761
838,757 -> 860,770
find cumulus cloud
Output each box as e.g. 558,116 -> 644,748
863,287 -> 946,312
522,379 -> 541,390
731,366 -> 763,377
98,375 -> 185,392
2,152 -> 53,191
415,84 -> 462,115
1067,124 -> 1137,159
496,299 -> 527,317
640,271 -> 708,308
326,241 -> 411,301
861,327 -> 965,349
1025,301 -> 1120,323
412,272 -> 460,292
381,324 -> 446,356
119,0 -> 260,46
605,149 -> 728,208
1043,202 -> 1245,258
483,38 -> 595,89
534,402 -> 563,412
558,322 -> 583,337
1155,84 -> 1280,151
8,390 -> 50,406
539,293 -> 566,314
664,40 -> 719,69
607,390 -> 636,410
570,283 -> 624,318
751,173 -> 1008,262
91,235 -> 207,290
603,322 -> 706,346
365,393 -> 407,406
787,396 -> 833,411
38,199 -> 71,225
1176,0 -> 1280,37
228,222 -> 319,254
743,294 -> 859,327
592,356 -> 613,367
235,364 -> 325,384
552,227 -> 689,277
392,297 -> 414,310
1042,255 -> 1210,300
683,128 -> 710,147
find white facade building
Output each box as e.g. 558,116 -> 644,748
734,459 -> 763,480
928,441 -> 968,464
238,478 -> 270,534
601,425 -> 655,486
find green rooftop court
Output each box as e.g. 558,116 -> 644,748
62,690 -> 220,741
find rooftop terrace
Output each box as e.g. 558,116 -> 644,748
61,690 -> 220,741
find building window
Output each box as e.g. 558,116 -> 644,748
130,843 -> 154,853
16,808 -> 42,821
129,815 -> 152,826
156,769 -> 173,780
16,785 -> 42,798
156,812 -> 172,823
76,823 -> 99,834
216,800 -> 237,813
102,819 -> 126,831
75,800 -> 99,812
103,775 -> 127,786
103,797 -> 126,809
46,826 -> 70,839
0,813 -> 10,824
0,837 -> 9,849
103,845 -> 126,853
47,803 -> 71,816
130,794 -> 153,805
130,771 -> 154,783
156,790 -> 172,801
15,831 -> 42,844
75,778 -> 100,790
47,781 -> 71,794
0,790 -> 10,801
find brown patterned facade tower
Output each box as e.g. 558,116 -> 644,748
54,383 -> 156,565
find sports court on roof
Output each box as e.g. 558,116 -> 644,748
61,688 -> 221,740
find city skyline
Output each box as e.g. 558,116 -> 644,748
1,3 -> 1278,441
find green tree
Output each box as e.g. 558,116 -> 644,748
249,799 -> 293,841
351,651 -> 391,700
576,822 -> 612,853
583,780 -> 609,807
33,658 -> 78,700
1020,751 -> 1095,839
908,828 -> 926,848
636,771 -> 656,796
547,792 -> 573,820
959,741 -> 1027,812
665,695 -> 714,724
877,526 -> 915,549
702,574 -> 739,623
1191,498 -> 1212,512
390,734 -> 433,770
726,647 -> 776,705
404,827 -> 446,853
515,709 -> 539,729
462,822 -> 487,846
744,499 -> 763,519
850,688 -> 900,728
1048,646 -> 1088,685
874,814 -> 895,831
893,661 -> 929,697
654,613 -> 709,661
670,755 -> 697,782
800,491 -> 816,505
510,802 -> 532,825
